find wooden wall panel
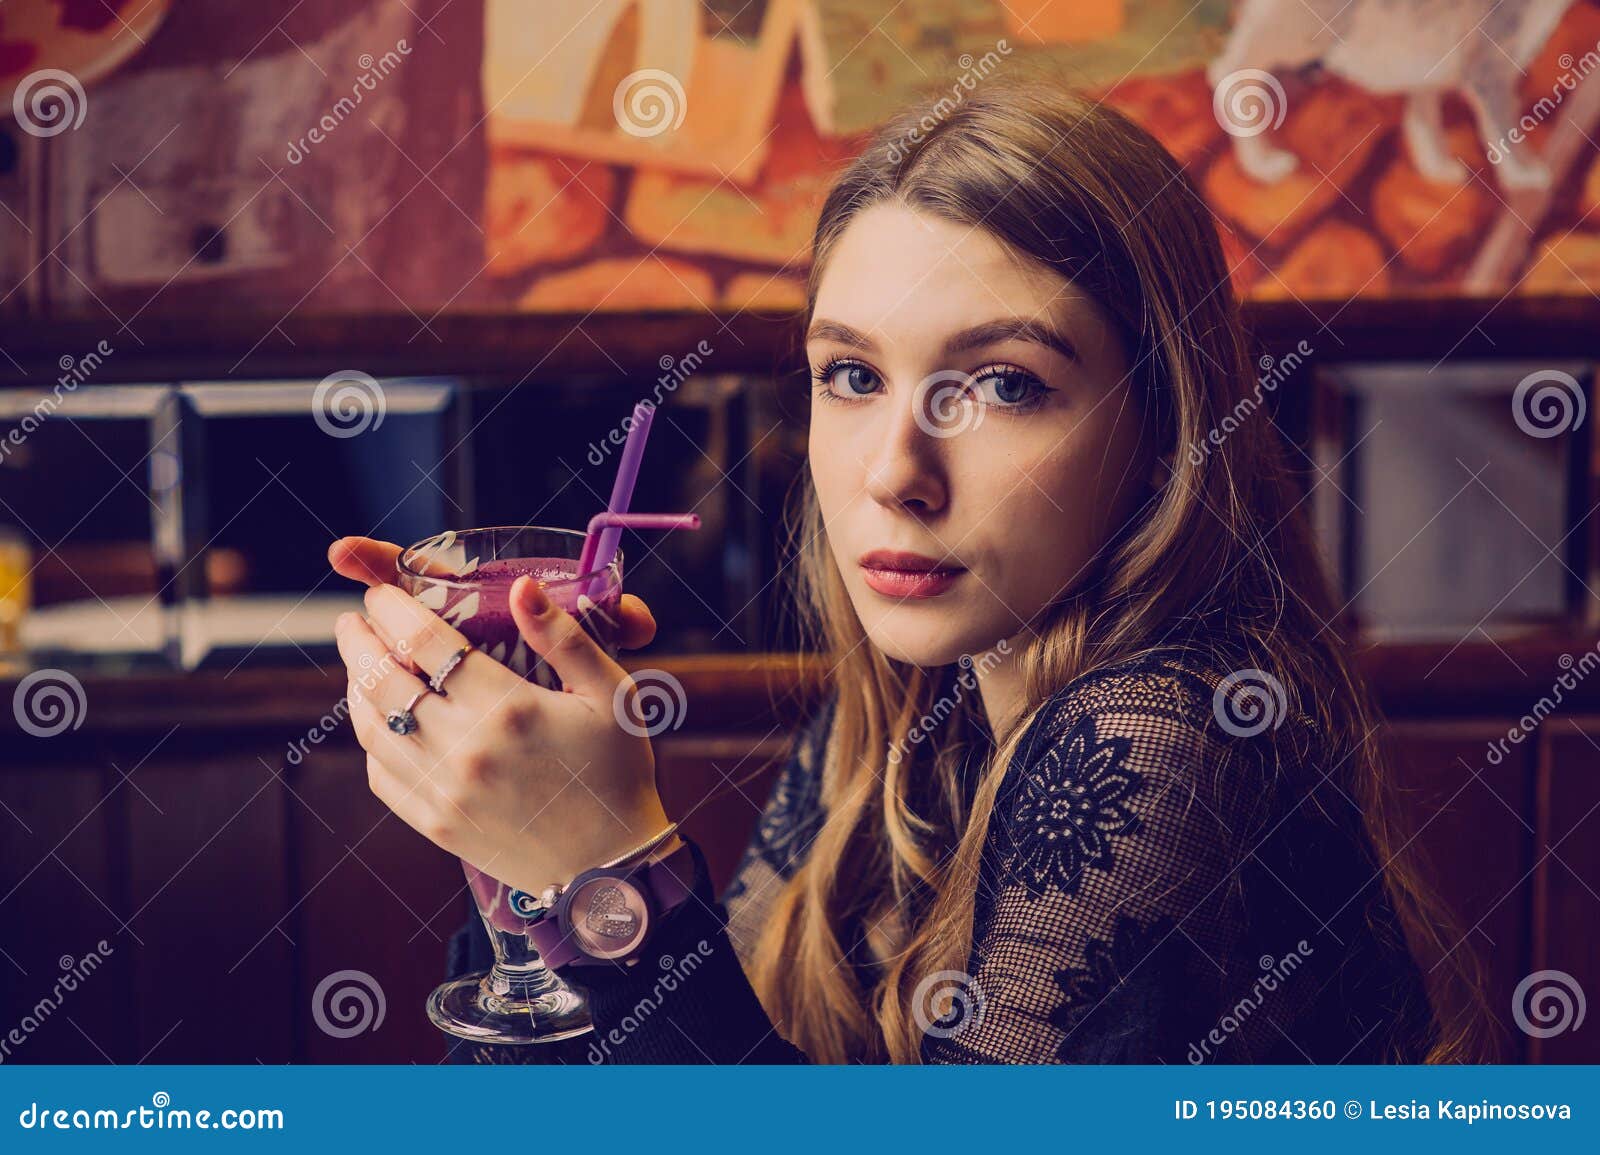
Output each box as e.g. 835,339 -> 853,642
122,739 -> 293,1063
291,737 -> 463,1064
1382,721 -> 1540,1062
0,741 -> 132,1063
1534,721 -> 1600,1063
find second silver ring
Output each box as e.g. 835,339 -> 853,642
429,643 -> 475,695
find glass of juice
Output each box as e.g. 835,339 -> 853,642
396,525 -> 625,1046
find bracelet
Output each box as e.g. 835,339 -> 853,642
511,822 -> 681,921
598,821 -> 681,870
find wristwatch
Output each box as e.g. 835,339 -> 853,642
521,838 -> 697,968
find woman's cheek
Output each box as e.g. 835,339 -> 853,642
1025,498 -> 1102,604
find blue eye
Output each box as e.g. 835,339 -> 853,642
972,365 -> 1048,409
813,358 -> 881,401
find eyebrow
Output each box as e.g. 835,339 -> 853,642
805,317 -> 1080,363
944,318 -> 1080,363
805,319 -> 877,350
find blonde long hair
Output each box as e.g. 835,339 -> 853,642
748,80 -> 1492,1064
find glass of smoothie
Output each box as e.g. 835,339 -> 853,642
396,524 -> 625,1046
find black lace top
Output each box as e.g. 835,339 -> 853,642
446,647 -> 1438,1064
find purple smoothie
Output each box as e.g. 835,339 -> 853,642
428,556 -> 623,691
427,556 -> 624,932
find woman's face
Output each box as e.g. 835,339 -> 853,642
806,201 -> 1156,667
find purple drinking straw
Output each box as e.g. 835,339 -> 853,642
582,400 -> 655,597
578,511 -> 702,576
578,511 -> 701,600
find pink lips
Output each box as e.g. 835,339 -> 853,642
858,549 -> 965,599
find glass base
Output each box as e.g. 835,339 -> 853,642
427,968 -> 593,1045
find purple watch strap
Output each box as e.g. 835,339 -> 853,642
529,840 -> 696,969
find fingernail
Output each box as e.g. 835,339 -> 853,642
522,578 -> 550,616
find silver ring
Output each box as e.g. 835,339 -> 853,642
429,643 -> 475,695
386,686 -> 432,736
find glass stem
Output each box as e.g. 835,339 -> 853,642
482,922 -> 561,1002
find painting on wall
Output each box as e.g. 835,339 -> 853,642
481,0 -> 1600,310
6,0 -> 1600,323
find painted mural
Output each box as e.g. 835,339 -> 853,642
478,0 -> 1600,307
5,0 -> 1600,317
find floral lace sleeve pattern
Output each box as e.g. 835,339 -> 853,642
923,650 -> 1435,1065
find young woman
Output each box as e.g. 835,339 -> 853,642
329,80 -> 1488,1064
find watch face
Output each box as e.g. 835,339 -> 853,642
566,875 -> 650,960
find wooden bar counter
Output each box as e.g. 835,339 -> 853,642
3,638 -> 1598,1064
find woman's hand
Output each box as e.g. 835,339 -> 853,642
328,536 -> 672,894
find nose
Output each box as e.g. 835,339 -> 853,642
861,377 -> 950,515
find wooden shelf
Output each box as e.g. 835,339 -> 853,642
0,310 -> 804,387
4,633 -> 1598,735
2,296 -> 1597,388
